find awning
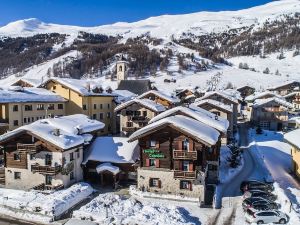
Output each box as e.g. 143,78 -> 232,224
96,163 -> 120,175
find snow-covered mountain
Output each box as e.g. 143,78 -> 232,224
0,0 -> 299,92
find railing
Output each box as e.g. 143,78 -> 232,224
122,127 -> 138,132
31,164 -> 62,175
32,183 -> 64,191
173,150 -> 197,160
17,143 -> 40,153
174,171 -> 196,179
131,116 -> 147,121
0,119 -> 8,124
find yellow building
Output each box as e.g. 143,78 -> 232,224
284,129 -> 300,180
0,86 -> 66,134
41,78 -> 117,135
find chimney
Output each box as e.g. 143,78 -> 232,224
53,128 -> 60,136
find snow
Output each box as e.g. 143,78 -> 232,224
0,87 -> 66,103
113,89 -> 137,103
95,163 -> 120,175
284,128 -> 300,149
0,114 -> 104,149
72,193 -> 194,225
128,115 -> 220,146
13,78 -> 43,87
193,99 -> 233,113
252,97 -> 293,109
0,182 -> 94,223
114,98 -> 166,113
149,106 -> 229,133
245,91 -> 282,102
198,91 -> 239,105
83,137 -> 139,164
137,90 -> 180,104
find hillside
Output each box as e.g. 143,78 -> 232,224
0,0 -> 299,91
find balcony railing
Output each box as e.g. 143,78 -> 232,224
122,127 -> 138,132
32,183 -> 64,191
173,150 -> 197,160
31,164 -> 62,175
131,116 -> 147,121
17,143 -> 40,153
174,171 -> 196,179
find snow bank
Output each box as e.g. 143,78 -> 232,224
73,193 -> 195,225
0,182 -> 94,223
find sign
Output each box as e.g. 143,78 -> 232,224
143,149 -> 165,159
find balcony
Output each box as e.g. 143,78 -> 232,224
31,164 -> 62,175
131,116 -> 147,121
0,119 -> 8,126
173,150 -> 197,160
122,127 -> 138,132
32,183 -> 64,191
17,143 -> 40,153
174,171 -> 196,179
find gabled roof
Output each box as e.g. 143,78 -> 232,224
40,78 -> 116,97
252,97 -> 293,109
193,99 -> 233,113
284,129 -> 300,149
114,98 -> 166,113
284,92 -> 299,99
268,80 -> 300,91
245,91 -> 281,102
149,106 -> 229,133
0,114 -> 104,150
128,115 -> 220,146
137,90 -> 180,104
237,85 -> 255,91
12,78 -> 43,87
198,91 -> 239,105
117,80 -> 152,95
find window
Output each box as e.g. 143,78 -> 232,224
119,65 -> 123,72
99,113 -> 103,120
70,152 -> 74,161
183,161 -> 190,171
62,157 -> 66,165
58,104 -> 64,110
180,180 -> 192,190
149,178 -> 160,188
45,154 -> 52,166
13,120 -> 18,126
100,104 -> 103,109
70,171 -> 74,180
93,114 -> 97,119
14,172 -> 21,179
48,104 -> 54,110
53,85 -> 56,90
83,104 -> 87,110
126,122 -> 133,127
150,140 -> 156,147
13,105 -> 18,112
107,112 -> 111,118
14,153 -> 20,160
149,159 -> 156,167
143,111 -> 147,117
37,104 -> 44,110
212,111 -> 221,116
24,118 -> 27,123
30,154 -> 36,160
182,138 -> 189,151
107,104 -> 110,109
76,151 -> 80,159
28,118 -> 31,123
94,104 -> 97,109
24,105 -> 32,111
45,175 -> 52,185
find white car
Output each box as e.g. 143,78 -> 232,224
245,210 -> 288,224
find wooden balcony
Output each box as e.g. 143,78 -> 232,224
174,171 -> 196,179
32,183 -> 64,191
31,164 -> 61,175
122,127 -> 138,132
173,150 -> 197,160
131,116 -> 147,121
17,143 -> 40,153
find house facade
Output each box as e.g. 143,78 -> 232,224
128,115 -> 221,205
41,78 -> 117,135
284,129 -> 300,180
0,114 -> 104,190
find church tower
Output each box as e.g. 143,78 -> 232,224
116,61 -> 128,84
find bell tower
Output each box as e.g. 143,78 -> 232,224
116,61 -> 128,84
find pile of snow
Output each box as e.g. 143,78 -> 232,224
72,193 -> 194,225
0,183 -> 94,223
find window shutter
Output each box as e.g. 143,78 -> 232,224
189,140 -> 194,152
158,179 -> 161,188
189,182 -> 193,191
189,162 -> 193,171
155,159 -> 160,168
179,161 -> 183,170
146,159 -> 150,167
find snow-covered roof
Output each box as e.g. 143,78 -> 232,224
252,97 -> 293,109
193,99 -> 233,113
113,90 -> 137,103
237,85 -> 255,91
283,92 -> 299,99
222,89 -> 243,102
42,78 -> 117,97
198,91 -> 239,104
138,90 -> 180,104
13,78 -> 44,87
284,129 -> 300,149
96,163 -> 120,175
149,106 -> 229,133
245,91 -> 282,102
114,98 -> 166,113
83,137 -> 139,164
128,115 -> 220,146
268,80 -> 300,91
0,114 -> 104,149
0,87 -> 66,103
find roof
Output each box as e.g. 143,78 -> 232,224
252,97 -> 293,109
284,129 -> 300,149
117,80 -> 152,95
0,87 -> 66,103
128,115 -> 220,146
96,163 -> 120,175
245,91 -> 281,102
149,106 -> 229,133
12,78 -> 43,87
114,98 -> 166,113
198,91 -> 239,105
284,92 -> 299,99
41,78 -> 116,97
193,99 -> 233,113
0,114 -> 104,150
113,90 -> 137,104
237,85 -> 255,91
83,137 -> 139,164
268,80 -> 300,91
137,90 -> 180,104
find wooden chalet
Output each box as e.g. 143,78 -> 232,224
237,85 -> 255,98
268,81 -> 300,96
137,90 -> 180,109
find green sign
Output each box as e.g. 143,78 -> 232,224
143,149 -> 165,159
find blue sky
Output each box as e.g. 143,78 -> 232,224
0,0 -> 275,27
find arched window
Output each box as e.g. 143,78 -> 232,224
119,65 -> 123,72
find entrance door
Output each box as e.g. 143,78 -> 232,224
100,171 -> 116,188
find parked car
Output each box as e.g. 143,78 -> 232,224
245,209 -> 288,224
242,198 -> 279,211
240,180 -> 274,193
243,190 -> 277,201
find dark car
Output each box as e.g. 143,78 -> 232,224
242,197 -> 278,211
244,190 -> 277,201
240,180 -> 274,193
